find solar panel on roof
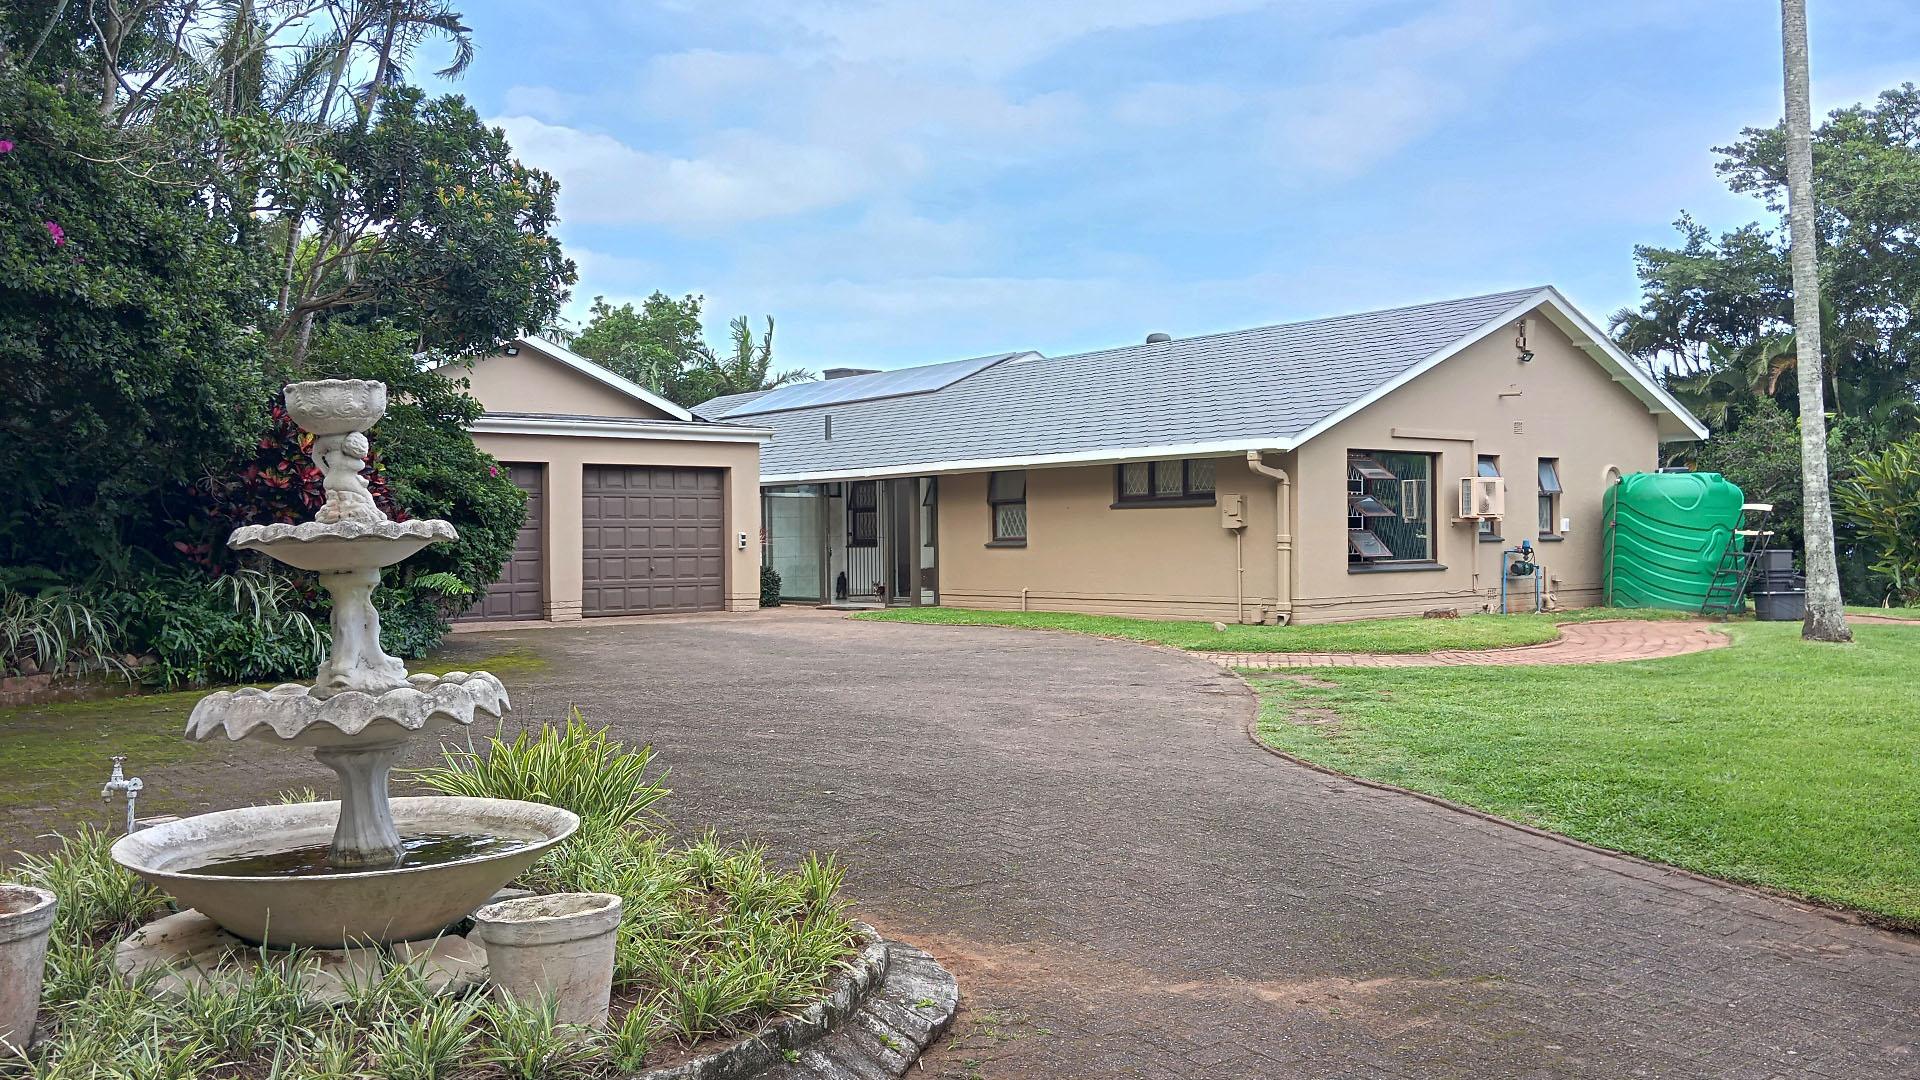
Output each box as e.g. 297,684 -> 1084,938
722,353 -> 1018,417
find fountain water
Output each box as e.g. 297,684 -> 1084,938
110,380 -> 577,952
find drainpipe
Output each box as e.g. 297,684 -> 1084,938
1245,451 -> 1294,625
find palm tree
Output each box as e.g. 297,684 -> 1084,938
1779,0 -> 1852,642
685,317 -> 813,403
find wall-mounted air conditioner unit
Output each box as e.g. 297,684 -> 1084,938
1458,476 -> 1506,519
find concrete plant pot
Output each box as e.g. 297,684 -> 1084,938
473,892 -> 623,1028
0,885 -> 57,1051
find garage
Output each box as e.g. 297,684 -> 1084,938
460,463 -> 546,622
581,465 -> 726,615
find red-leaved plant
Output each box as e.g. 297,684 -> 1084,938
170,395 -> 405,573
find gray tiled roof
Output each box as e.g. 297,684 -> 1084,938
736,287 -> 1549,480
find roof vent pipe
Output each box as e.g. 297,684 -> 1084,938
1145,332 -> 1172,344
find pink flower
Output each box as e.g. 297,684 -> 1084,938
487,464 -> 500,477
44,221 -> 64,246
0,140 -> 14,154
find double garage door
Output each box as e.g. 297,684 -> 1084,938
581,465 -> 726,616
465,464 -> 725,621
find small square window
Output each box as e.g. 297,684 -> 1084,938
1188,459 -> 1215,494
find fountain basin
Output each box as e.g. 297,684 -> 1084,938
229,518 -> 458,572
111,797 -> 578,948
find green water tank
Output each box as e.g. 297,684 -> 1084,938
1603,472 -> 1745,611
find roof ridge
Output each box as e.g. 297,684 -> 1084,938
1039,285 -> 1550,365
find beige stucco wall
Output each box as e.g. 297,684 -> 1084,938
470,433 -> 763,618
1289,314 -> 1659,621
936,455 -> 1291,621
929,307 -> 1661,623
450,346 -> 678,420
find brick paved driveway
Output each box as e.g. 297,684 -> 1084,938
1196,618 -> 1730,670
19,610 -> 1915,1077
426,610 -> 1918,1079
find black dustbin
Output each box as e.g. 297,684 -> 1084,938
1752,588 -> 1807,621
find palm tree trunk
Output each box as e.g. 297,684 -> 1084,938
1779,0 -> 1852,642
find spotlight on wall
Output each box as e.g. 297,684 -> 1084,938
1514,318 -> 1534,363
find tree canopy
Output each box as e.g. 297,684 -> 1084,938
569,293 -> 812,406
1614,83 -> 1920,435
0,1 -> 565,671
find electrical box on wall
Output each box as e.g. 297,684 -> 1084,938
1219,494 -> 1245,530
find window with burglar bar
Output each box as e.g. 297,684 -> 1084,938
988,471 -> 1026,544
1115,459 -> 1217,504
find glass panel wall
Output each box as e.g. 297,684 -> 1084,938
762,485 -> 825,602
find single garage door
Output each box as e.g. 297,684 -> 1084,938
460,463 -> 545,622
582,465 -> 725,616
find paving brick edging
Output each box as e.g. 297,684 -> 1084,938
1235,700 -> 1917,938
637,923 -> 960,1080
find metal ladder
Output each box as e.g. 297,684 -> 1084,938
1700,503 -> 1775,619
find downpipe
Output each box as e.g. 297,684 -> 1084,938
1245,451 -> 1295,625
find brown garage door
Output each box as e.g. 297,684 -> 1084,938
460,463 -> 546,622
582,466 -> 725,616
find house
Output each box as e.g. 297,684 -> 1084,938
438,337 -> 771,623
694,286 -> 1707,624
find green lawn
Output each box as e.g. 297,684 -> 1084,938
1250,621 -> 1920,926
850,605 -> 1688,653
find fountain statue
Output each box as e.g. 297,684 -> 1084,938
110,380 -> 577,954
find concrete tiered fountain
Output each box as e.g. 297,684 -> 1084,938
110,380 -> 577,969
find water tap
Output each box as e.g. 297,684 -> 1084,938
101,756 -> 145,835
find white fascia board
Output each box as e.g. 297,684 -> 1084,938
472,414 -> 772,444
516,336 -> 695,421
760,437 -> 1293,484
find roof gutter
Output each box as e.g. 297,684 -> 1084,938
471,414 -> 773,443
1244,450 -> 1294,625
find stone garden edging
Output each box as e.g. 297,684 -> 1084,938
638,922 -> 960,1080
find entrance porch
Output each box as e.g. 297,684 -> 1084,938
762,479 -> 938,606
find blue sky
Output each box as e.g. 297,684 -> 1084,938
424,1 -> 1919,373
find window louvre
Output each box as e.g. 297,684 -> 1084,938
1345,450 -> 1436,563
1537,459 -> 1563,494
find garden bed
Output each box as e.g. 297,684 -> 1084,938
6,719 -> 910,1078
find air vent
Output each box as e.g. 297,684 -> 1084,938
1145,332 -> 1172,344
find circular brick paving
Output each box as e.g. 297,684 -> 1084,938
1198,618 -> 1731,670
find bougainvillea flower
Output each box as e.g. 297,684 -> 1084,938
44,221 -> 65,245
0,140 -> 14,154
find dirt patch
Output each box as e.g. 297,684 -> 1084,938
1286,706 -> 1341,729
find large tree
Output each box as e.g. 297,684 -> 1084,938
1779,0 -> 1850,641
569,292 -> 709,398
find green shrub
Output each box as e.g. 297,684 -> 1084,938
412,711 -> 671,832
99,567 -> 327,687
1837,436 -> 1920,605
760,564 -> 782,607
0,585 -> 125,679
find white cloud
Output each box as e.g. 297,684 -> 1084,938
494,115 -> 889,227
499,84 -> 586,122
771,0 -> 1282,76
